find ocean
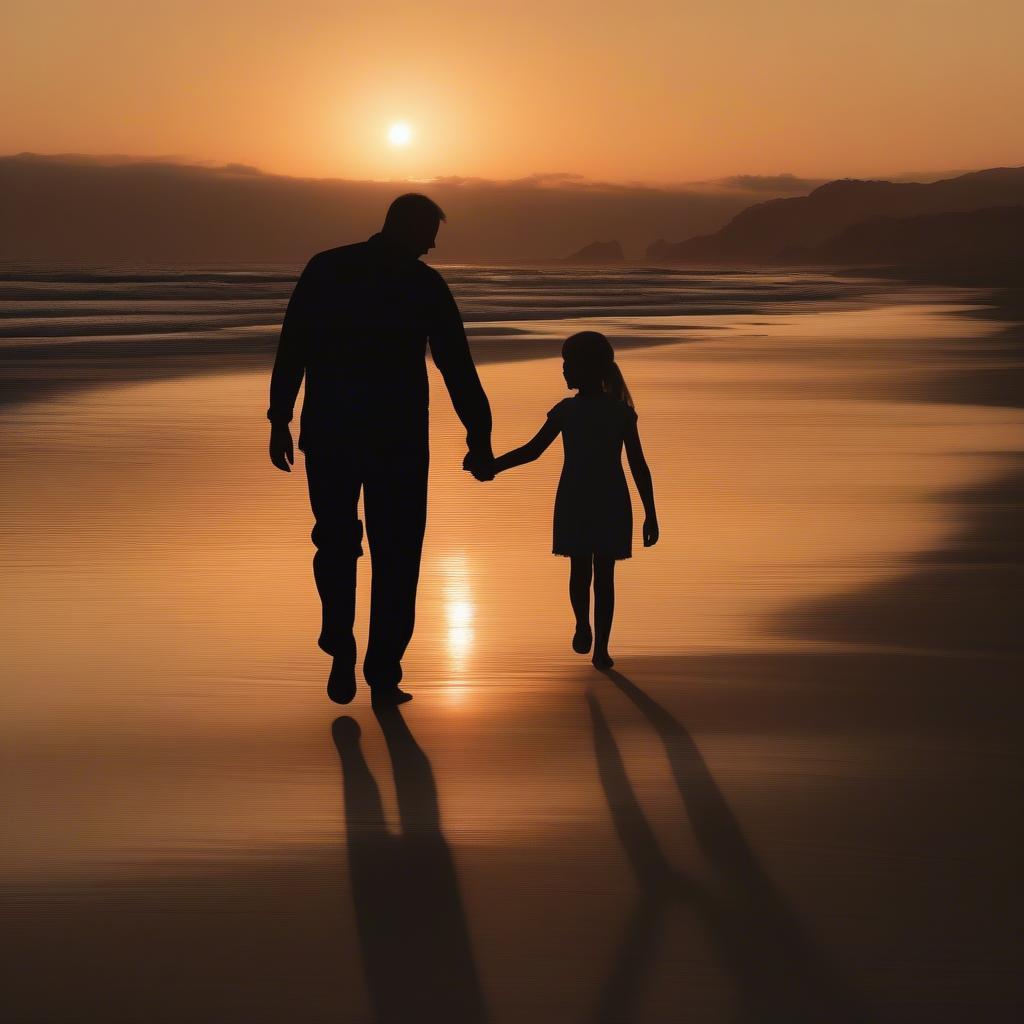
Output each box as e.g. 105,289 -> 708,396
0,262 -> 878,356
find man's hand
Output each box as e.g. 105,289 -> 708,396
643,516 -> 660,547
269,423 -> 295,472
463,450 -> 495,482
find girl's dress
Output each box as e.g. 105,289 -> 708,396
547,392 -> 637,560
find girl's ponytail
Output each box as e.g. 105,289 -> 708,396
603,360 -> 634,409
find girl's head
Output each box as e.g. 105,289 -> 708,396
561,331 -> 634,408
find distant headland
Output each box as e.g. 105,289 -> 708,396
646,167 -> 1024,281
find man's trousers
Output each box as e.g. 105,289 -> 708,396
304,443 -> 429,690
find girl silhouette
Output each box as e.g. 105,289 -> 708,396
493,332 -> 658,667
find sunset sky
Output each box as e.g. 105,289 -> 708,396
3,0 -> 1023,183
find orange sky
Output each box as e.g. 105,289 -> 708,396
3,0 -> 1022,183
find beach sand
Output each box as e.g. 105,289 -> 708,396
2,292 -> 1023,1021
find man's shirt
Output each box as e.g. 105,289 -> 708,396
268,234 -> 492,455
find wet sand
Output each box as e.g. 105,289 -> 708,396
2,292 -> 1024,1021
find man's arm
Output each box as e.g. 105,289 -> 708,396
268,257 -> 318,472
427,276 -> 493,464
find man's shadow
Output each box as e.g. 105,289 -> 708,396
586,670 -> 865,1023
331,709 -> 487,1024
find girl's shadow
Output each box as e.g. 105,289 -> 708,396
586,670 -> 865,1023
331,709 -> 487,1023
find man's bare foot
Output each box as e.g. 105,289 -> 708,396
327,658 -> 357,704
370,688 -> 413,707
573,623 -> 593,654
592,650 -> 614,670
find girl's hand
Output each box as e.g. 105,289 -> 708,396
643,516 -> 660,547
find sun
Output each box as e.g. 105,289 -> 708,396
388,122 -> 413,147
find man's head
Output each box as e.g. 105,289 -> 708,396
381,193 -> 446,257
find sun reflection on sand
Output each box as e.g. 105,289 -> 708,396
441,554 -> 476,684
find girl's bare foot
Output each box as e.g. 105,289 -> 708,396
592,649 -> 614,670
573,623 -> 593,654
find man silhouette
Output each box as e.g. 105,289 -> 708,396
268,194 -> 493,705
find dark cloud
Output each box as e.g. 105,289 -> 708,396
1,154 -> 968,262
2,154 -> 798,261
712,173 -> 824,193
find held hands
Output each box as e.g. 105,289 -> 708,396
463,450 -> 496,482
643,515 -> 660,547
269,423 -> 294,472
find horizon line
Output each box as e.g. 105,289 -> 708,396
6,150 -> 1010,192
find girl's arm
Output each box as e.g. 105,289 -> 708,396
624,421 -> 659,546
493,419 -> 560,474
